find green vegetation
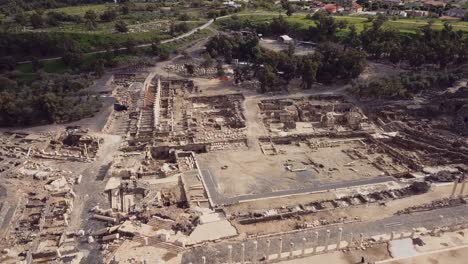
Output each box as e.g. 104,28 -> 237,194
12,28 -> 214,75
349,72 -> 460,99
217,13 -> 468,35
206,33 -> 367,92
0,73 -> 102,126
33,4 -> 112,16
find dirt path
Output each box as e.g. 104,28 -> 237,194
243,99 -> 266,150
67,133 -> 122,233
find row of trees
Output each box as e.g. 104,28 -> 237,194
360,15 -> 467,67
12,7 -> 122,29
1,0 -> 126,15
221,13 -> 467,69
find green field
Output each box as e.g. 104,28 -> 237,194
218,13 -> 468,34
39,4 -> 112,15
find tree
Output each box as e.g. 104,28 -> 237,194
115,20 -> 128,33
124,39 -> 136,54
343,24 -> 361,50
31,57 -> 43,71
216,59 -> 225,77
313,13 -> 347,41
0,56 -> 16,72
84,10 -> 97,30
100,9 -> 117,22
299,56 -> 318,89
30,13 -> 44,29
171,22 -> 190,35
178,13 -> 190,21
286,4 -> 295,16
159,45 -> 171,60
201,54 -> 213,68
151,41 -> 161,56
62,43 -> 83,68
120,5 -> 130,15
94,59 -> 105,77
256,65 -> 276,93
185,64 -> 195,75
14,13 -> 27,26
287,42 -> 295,57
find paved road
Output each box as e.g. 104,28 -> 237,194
182,204 -> 468,264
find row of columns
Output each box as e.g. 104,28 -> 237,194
189,228 -> 348,264
189,226 -> 437,264
450,177 -> 467,198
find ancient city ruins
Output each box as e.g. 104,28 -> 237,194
1,62 -> 468,264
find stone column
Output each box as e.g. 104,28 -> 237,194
459,180 -> 467,197
337,228 -> 343,249
84,143 -> 89,159
241,243 -> 245,264
451,178 -> 459,198
390,231 -> 395,240
253,241 -> 258,264
144,237 -> 148,246
349,232 -> 354,248
266,239 -> 271,262
324,230 -> 331,252
228,245 -> 232,264
359,233 -> 364,247
278,237 -> 283,259
313,232 -> 319,253
302,238 -> 307,256
202,256 -> 206,264
289,241 -> 294,258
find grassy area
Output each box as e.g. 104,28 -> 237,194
217,13 -> 468,34
335,16 -> 468,33
38,4 -> 112,16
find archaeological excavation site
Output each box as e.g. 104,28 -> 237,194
1,63 -> 467,264
1,45 -> 468,264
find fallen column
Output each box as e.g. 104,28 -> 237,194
92,214 -> 117,223
102,233 -> 120,242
